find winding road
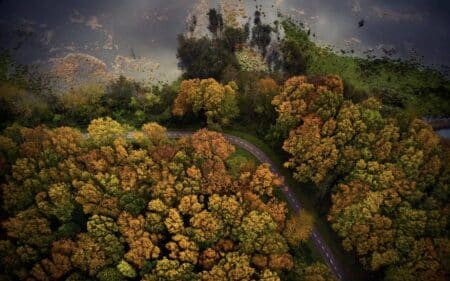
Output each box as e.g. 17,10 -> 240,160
167,131 -> 348,281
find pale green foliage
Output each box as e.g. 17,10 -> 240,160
117,260 -> 136,278
88,117 -> 126,147
236,46 -> 269,72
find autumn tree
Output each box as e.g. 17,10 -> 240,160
31,239 -> 76,280
254,77 -> 279,118
141,122 -> 168,146
248,163 -> 282,196
0,135 -> 17,177
208,194 -> 244,228
283,115 -> 338,185
270,73 -> 449,280
201,252 -> 255,281
166,234 -> 199,264
118,211 -> 160,268
188,210 -> 224,246
116,260 -> 136,278
3,208 -> 53,248
143,257 -> 197,281
87,117 -> 126,147
271,75 -> 343,140
36,183 -> 74,222
234,210 -> 288,255
0,122 -> 332,280
97,267 -> 125,281
172,78 -> 239,129
283,211 -> 314,247
71,233 -> 109,276
287,261 -> 336,281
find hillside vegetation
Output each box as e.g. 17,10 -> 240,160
281,20 -> 450,117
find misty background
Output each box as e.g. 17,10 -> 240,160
0,0 -> 449,82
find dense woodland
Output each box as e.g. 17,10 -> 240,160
0,6 -> 449,281
272,75 -> 449,280
0,120 -> 331,280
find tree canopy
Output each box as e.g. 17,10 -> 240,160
272,75 -> 450,280
0,120 -> 333,281
172,78 -> 239,130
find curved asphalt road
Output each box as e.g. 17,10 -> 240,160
167,130 -> 347,281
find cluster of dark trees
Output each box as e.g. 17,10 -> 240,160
177,8 -> 276,80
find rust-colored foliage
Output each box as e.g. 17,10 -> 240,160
0,120 -> 331,280
283,115 -> 338,184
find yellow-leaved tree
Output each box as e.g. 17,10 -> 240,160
172,78 -> 239,129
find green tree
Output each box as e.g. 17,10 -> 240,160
207,9 -> 224,36
176,35 -> 236,80
116,260 -> 136,278
97,267 -> 125,281
87,117 -> 126,147
251,11 -> 273,56
103,76 -> 139,113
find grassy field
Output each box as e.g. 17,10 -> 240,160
282,20 -> 450,117
229,146 -> 260,164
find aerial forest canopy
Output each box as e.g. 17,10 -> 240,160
0,3 -> 449,281
0,119 -> 329,281
271,75 -> 449,280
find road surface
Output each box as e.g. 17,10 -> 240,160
423,117 -> 450,130
167,130 -> 348,281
